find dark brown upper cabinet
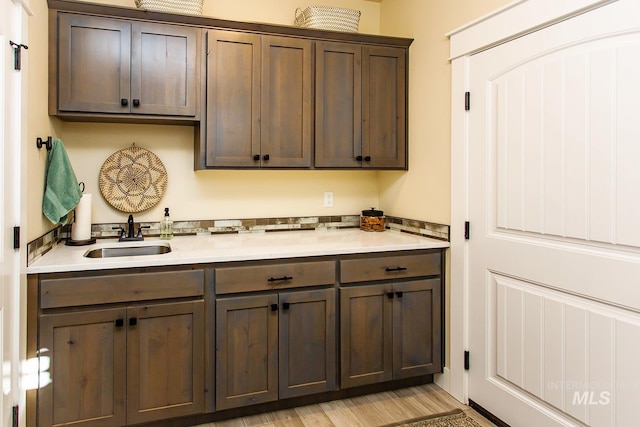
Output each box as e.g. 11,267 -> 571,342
315,42 -> 407,169
51,13 -> 201,122
204,30 -> 313,168
46,0 -> 411,167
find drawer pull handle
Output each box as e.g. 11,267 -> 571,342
385,267 -> 407,272
270,304 -> 278,311
268,276 -> 293,282
129,317 -> 137,326
120,98 -> 128,106
115,319 -> 124,328
395,291 -> 403,298
282,302 -> 290,310
387,292 -> 394,299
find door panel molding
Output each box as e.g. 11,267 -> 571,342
488,272 -> 640,426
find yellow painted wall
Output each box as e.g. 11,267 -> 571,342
26,0 -> 509,241
377,0 -> 510,225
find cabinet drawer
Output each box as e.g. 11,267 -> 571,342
215,261 -> 335,294
40,269 -> 205,309
340,252 -> 441,284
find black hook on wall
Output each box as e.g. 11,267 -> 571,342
9,41 -> 28,71
36,137 -> 53,151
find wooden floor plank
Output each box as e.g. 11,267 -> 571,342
270,409 -> 307,427
318,399 -> 365,427
344,391 -> 416,426
199,384 -> 495,427
293,404 -> 335,426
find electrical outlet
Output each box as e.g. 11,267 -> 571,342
323,192 -> 334,207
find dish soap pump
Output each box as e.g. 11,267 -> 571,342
160,207 -> 173,240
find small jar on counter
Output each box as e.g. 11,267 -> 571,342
360,207 -> 385,232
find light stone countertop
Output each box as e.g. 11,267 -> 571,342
26,228 -> 449,274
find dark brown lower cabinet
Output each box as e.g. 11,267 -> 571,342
216,288 -> 336,410
279,289 -> 336,399
340,279 -> 441,389
126,302 -> 205,425
38,300 -> 204,427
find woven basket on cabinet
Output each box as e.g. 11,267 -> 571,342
134,0 -> 203,15
294,5 -> 361,32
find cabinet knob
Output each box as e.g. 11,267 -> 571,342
115,319 -> 124,328
263,154 -> 270,161
129,317 -> 138,326
282,302 -> 290,310
364,156 -> 371,162
253,154 -> 260,161
270,304 -> 278,311
120,98 -> 128,106
395,291 -> 403,298
132,99 -> 140,107
356,155 -> 363,161
387,292 -> 394,299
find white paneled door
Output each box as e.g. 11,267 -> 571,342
467,1 -> 640,426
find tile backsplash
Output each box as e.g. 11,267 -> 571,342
27,214 -> 449,266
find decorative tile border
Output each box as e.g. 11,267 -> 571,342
26,225 -> 63,267
385,216 -> 450,241
91,215 -> 361,238
26,214 -> 449,266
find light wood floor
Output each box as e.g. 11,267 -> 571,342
195,384 -> 495,427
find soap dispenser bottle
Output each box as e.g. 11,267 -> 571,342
160,207 -> 173,240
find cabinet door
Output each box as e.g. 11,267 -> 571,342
261,36 -> 313,167
279,288 -> 336,398
340,285 -> 393,388
131,22 -> 199,116
126,300 -> 205,424
315,42 -> 362,168
216,294 -> 278,410
57,13 -> 131,114
392,279 -> 442,379
206,30 -> 261,167
362,46 -> 407,169
39,308 -> 127,427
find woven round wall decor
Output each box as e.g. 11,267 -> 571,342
99,144 -> 168,213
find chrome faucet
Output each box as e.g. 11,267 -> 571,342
112,214 -> 150,242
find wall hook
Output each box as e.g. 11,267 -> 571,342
9,41 -> 28,71
36,137 -> 53,151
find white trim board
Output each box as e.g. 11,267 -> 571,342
446,0 -> 613,59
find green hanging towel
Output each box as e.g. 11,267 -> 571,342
42,139 -> 82,225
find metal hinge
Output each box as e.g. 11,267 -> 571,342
464,222 -> 470,240
464,92 -> 471,111
13,227 -> 20,249
464,351 -> 470,370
